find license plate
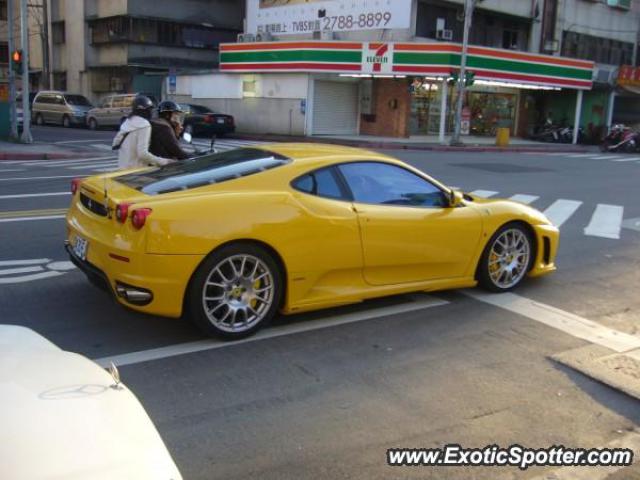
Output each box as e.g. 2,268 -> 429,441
73,236 -> 88,261
217,118 -> 225,124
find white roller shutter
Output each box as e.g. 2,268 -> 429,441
312,81 -> 359,135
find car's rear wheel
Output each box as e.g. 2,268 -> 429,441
477,223 -> 533,292
35,113 -> 44,126
184,124 -> 194,136
188,243 -> 283,339
88,118 -> 98,130
62,115 -> 71,128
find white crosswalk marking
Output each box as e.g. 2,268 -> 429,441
509,194 -> 539,205
69,162 -> 118,170
584,204 -> 624,240
542,199 -> 583,227
589,155 -> 625,160
470,190 -> 499,198
90,143 -> 113,151
567,153 -> 597,158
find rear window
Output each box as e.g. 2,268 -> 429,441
116,148 -> 291,195
65,95 -> 92,106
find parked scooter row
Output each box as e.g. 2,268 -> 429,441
600,124 -> 640,153
530,123 -> 585,144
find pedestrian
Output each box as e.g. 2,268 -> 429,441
149,101 -> 190,160
112,95 -> 172,169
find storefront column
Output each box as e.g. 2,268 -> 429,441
439,79 -> 448,144
605,90 -> 616,133
572,90 -> 584,145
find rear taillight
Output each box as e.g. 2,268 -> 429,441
71,178 -> 82,195
131,208 -> 152,229
204,115 -> 214,124
115,203 -> 131,223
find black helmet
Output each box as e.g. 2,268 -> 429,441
132,94 -> 154,112
158,100 -> 182,114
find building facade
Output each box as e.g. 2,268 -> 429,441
170,0 -> 640,141
49,0 -> 243,102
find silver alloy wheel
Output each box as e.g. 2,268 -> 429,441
184,124 -> 193,135
487,228 -> 531,289
202,254 -> 275,333
62,115 -> 70,127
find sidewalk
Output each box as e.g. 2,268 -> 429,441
228,132 -> 599,153
0,139 -> 98,160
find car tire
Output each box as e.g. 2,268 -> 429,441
188,243 -> 283,340
88,118 -> 98,130
477,223 -> 534,293
35,113 -> 44,126
62,115 -> 71,128
184,124 -> 194,136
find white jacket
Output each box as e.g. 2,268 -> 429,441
113,116 -> 170,169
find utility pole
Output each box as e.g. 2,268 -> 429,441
43,0 -> 51,89
20,0 -> 33,143
450,0 -> 475,146
7,0 -> 19,139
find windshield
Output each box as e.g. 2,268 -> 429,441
65,95 -> 92,106
116,148 -> 291,195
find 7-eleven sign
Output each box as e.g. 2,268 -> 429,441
362,43 -> 394,75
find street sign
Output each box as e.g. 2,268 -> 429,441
168,75 -> 177,94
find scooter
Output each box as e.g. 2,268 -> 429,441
600,125 -> 639,152
182,132 -> 217,157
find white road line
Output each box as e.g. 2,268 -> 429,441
0,192 -> 70,200
0,271 -> 64,284
584,204 -> 624,240
530,429 -> 640,480
33,157 -> 117,167
69,162 -> 118,170
466,291 -> 640,353
470,190 -> 499,198
509,194 -> 539,205
0,259 -> 49,267
0,215 -> 66,223
0,175 -> 88,182
542,199 -> 582,227
55,139 -> 108,144
94,294 -> 449,367
610,156 -> 640,162
0,169 -> 26,173
545,153 -> 571,156
0,266 -> 44,276
90,144 -> 113,151
567,153 -> 597,158
589,155 -> 624,160
93,168 -> 117,173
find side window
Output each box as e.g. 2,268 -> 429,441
35,94 -> 49,104
100,97 -> 112,108
338,162 -> 447,208
111,97 -> 124,108
55,95 -> 64,105
292,167 -> 346,200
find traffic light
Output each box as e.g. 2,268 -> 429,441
448,70 -> 459,86
464,70 -> 476,87
11,50 -> 23,74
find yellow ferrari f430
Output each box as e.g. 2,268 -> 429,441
66,144 -> 559,339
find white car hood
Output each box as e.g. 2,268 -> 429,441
0,326 -> 182,480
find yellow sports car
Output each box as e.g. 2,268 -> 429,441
65,144 -> 559,339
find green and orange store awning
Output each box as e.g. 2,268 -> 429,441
220,41 -> 595,90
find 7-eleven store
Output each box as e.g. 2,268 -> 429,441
197,41 -> 594,141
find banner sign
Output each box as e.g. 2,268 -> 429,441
617,65 -> 640,87
246,0 -> 412,36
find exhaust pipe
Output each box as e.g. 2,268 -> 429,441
115,282 -> 153,306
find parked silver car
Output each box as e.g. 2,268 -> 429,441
86,93 -> 159,130
32,91 -> 93,128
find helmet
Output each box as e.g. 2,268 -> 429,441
131,95 -> 154,112
158,100 -> 182,114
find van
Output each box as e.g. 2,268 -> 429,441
32,91 -> 93,128
86,93 -> 158,130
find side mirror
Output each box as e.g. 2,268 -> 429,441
183,132 -> 193,144
448,189 -> 464,208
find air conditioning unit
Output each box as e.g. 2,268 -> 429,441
594,65 -> 617,85
237,33 -> 256,43
313,29 -> 334,40
436,29 -> 453,41
255,32 -> 273,42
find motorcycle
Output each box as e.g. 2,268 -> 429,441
182,132 -> 217,157
600,124 -> 639,153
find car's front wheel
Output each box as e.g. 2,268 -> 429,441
477,223 -> 533,292
188,243 -> 283,339
88,118 -> 98,130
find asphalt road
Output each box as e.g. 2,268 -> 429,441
1,126 -> 639,479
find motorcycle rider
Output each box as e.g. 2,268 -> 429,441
112,95 -> 173,169
150,100 -> 190,161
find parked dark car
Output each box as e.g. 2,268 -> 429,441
179,104 -> 235,137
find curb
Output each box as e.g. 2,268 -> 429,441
0,152 -> 91,161
226,134 -> 596,154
